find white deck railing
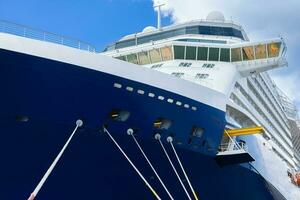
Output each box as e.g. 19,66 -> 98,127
0,20 -> 96,53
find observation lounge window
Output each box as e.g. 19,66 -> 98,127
242,46 -> 254,61
161,46 -> 173,61
197,47 -> 208,61
208,48 -> 219,61
231,48 -> 242,62
220,48 -> 230,62
127,53 -> 138,64
186,46 -> 197,60
267,42 -> 281,58
138,51 -> 150,65
174,46 -> 185,59
255,44 -> 267,59
116,56 -> 127,61
149,49 -> 162,63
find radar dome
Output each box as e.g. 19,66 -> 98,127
206,11 -> 225,22
142,26 -> 157,33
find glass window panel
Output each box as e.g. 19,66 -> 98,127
138,51 -> 150,65
220,48 -> 230,62
161,46 -> 173,61
116,56 -> 127,61
255,44 -> 267,59
231,48 -> 242,62
197,47 -> 208,60
186,46 -> 197,60
149,49 -> 162,63
209,48 -> 219,61
174,46 -> 185,59
126,53 -> 138,64
242,46 -> 254,61
267,42 -> 281,58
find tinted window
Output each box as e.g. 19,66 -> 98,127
116,40 -> 136,49
161,46 -> 173,61
231,48 -> 242,62
186,46 -> 197,60
149,49 -> 162,63
220,48 -> 230,62
174,46 -> 185,59
242,46 -> 254,61
255,44 -> 267,59
138,51 -> 150,65
267,42 -> 281,58
209,48 -> 219,61
116,56 -> 127,61
127,53 -> 138,64
197,47 -> 208,61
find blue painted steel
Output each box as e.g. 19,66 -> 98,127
0,49 -> 284,199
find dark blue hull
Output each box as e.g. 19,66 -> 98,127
0,49 -> 285,199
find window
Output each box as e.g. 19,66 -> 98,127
149,49 -> 162,63
197,47 -> 208,60
179,62 -> 192,67
220,48 -> 230,62
203,64 -> 215,68
116,56 -> 127,61
242,46 -> 254,61
174,46 -> 185,59
255,44 -> 267,59
127,53 -> 138,64
267,42 -> 281,58
172,72 -> 184,78
186,46 -> 197,60
151,63 -> 163,69
195,73 -> 209,79
231,48 -> 242,62
138,51 -> 150,65
209,48 -> 219,61
161,46 -> 173,61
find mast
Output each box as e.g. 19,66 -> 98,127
154,3 -> 165,29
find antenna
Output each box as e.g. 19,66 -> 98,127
154,3 -> 165,29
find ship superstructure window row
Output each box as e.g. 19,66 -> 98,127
105,25 -> 244,51
115,42 -> 281,65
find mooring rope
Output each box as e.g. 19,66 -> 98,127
103,127 -> 161,200
27,119 -> 83,200
127,129 -> 174,200
155,134 -> 192,200
168,137 -> 199,200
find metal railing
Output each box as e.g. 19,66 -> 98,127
0,20 -> 96,53
218,141 -> 247,152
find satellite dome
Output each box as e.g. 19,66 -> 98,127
142,26 -> 157,33
206,11 -> 225,22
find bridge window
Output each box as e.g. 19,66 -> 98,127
186,46 -> 197,60
267,42 -> 281,58
116,56 -> 127,61
209,48 -> 219,61
149,49 -> 162,63
127,53 -> 138,64
161,46 -> 173,61
197,47 -> 208,60
255,44 -> 267,59
138,51 -> 150,65
220,48 -> 230,62
231,48 -> 242,62
174,46 -> 185,59
242,46 -> 254,60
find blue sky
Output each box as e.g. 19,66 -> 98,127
0,0 -> 299,111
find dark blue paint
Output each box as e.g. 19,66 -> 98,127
0,49 -> 283,199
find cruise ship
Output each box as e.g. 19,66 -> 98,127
0,9 -> 300,200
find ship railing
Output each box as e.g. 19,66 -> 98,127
218,141 -> 247,152
0,20 -> 96,53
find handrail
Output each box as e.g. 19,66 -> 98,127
0,20 -> 97,53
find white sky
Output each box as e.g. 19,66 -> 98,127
152,0 -> 300,110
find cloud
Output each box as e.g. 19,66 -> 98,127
152,0 -> 300,111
